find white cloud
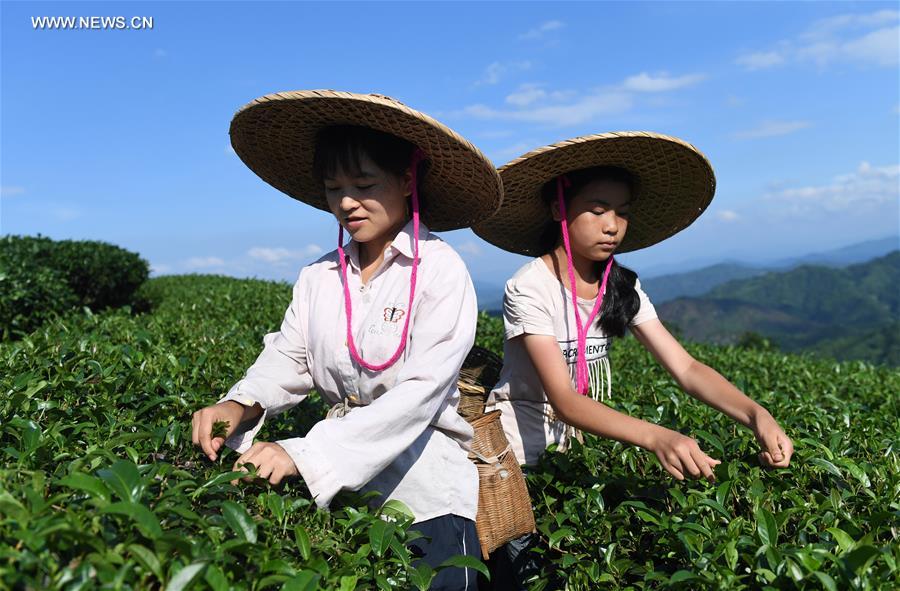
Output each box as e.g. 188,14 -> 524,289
476,130 -> 515,140
620,72 -> 707,92
716,210 -> 740,222
0,186 -> 25,197
248,247 -> 293,263
460,69 -> 703,128
735,51 -> 786,71
184,256 -> 225,270
840,26 -> 899,67
504,83 -> 575,108
150,263 -> 173,275
460,90 -> 632,127
736,10 -> 899,70
505,84 -> 547,108
733,120 -> 811,140
50,207 -> 80,221
476,61 -> 531,86
804,10 -> 899,38
765,161 -> 899,215
493,141 -> 535,162
519,20 -> 563,41
248,245 -> 323,264
455,241 -> 482,256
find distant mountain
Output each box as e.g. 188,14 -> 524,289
641,263 -> 770,304
639,235 -> 898,303
657,251 -> 900,365
771,236 -> 900,269
474,282 -> 505,312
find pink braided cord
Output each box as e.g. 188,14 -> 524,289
336,149 -> 425,372
557,175 -> 614,395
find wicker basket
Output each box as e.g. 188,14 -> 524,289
467,410 -> 536,559
457,346 -> 503,420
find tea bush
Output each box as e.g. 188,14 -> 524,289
1,274 -> 898,590
0,236 -> 149,338
0,263 -> 79,340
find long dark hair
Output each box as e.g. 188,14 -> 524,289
312,125 -> 428,202
539,166 -> 641,337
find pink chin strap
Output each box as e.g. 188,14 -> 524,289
337,148 -> 425,372
557,174 -> 614,395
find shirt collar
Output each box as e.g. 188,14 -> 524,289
334,219 -> 429,270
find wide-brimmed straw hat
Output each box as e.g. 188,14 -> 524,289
229,90 -> 502,232
473,131 -> 716,255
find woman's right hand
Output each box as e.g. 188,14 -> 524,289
191,401 -> 257,461
646,427 -> 720,482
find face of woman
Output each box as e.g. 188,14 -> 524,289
554,179 -> 631,262
323,152 -> 412,244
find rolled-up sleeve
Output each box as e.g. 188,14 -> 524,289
277,255 -> 477,509
219,270 -> 314,453
629,278 -> 658,327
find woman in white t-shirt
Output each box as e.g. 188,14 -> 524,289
474,132 -> 793,587
189,91 -> 502,590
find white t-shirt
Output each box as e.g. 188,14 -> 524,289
486,257 -> 658,466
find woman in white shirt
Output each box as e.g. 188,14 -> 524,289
474,132 -> 793,588
190,91 -> 501,590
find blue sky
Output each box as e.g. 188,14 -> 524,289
2,1 -> 898,287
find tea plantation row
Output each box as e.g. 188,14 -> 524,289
1,274 -> 898,590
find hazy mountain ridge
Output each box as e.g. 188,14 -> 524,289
639,235 -> 899,303
657,251 -> 900,365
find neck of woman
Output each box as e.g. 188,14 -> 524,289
551,244 -> 601,284
357,218 -> 410,280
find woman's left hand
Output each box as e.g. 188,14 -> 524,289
751,411 -> 794,468
232,441 -> 300,485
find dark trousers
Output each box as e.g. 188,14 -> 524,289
483,533 -> 546,591
408,514 -> 480,590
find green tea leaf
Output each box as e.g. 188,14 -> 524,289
725,540 -> 738,571
367,519 -> 393,558
437,555 -> 490,579
166,562 -> 206,591
282,571 -> 320,591
97,459 -> 143,503
102,502 -> 162,539
813,571 -> 838,591
549,527 -> 574,546
380,499 -> 415,521
295,525 -> 311,561
221,501 -> 257,543
842,545 -> 880,573
204,564 -> 229,591
211,420 -> 229,439
755,507 -> 778,546
191,470 -> 244,498
826,527 -> 855,553
408,563 -> 434,591
58,472 -> 111,503
669,570 -> 696,583
809,458 -> 842,479
128,544 -> 163,581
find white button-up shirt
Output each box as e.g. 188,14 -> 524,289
220,220 -> 479,523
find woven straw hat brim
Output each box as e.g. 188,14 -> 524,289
229,90 -> 502,232
473,132 -> 716,255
